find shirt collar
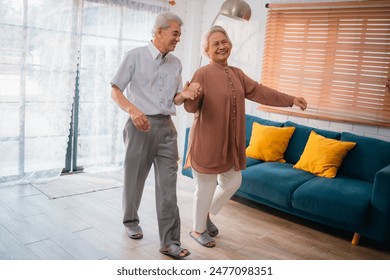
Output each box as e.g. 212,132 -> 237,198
148,41 -> 169,61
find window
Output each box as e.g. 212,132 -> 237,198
74,1 -> 166,172
0,0 -> 167,186
0,0 -> 79,184
260,0 -> 390,127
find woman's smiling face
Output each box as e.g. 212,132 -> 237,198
206,31 -> 232,65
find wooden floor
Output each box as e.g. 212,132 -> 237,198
0,168 -> 389,260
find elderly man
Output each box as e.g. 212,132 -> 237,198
110,12 -> 199,259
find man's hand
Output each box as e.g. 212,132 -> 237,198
293,97 -> 307,111
182,82 -> 201,100
188,82 -> 201,99
174,82 -> 202,105
111,85 -> 150,131
130,109 -> 151,132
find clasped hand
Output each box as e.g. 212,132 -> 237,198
182,81 -> 201,100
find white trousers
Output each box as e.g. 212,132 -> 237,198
192,167 -> 242,233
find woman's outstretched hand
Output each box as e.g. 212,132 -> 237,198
293,97 -> 307,111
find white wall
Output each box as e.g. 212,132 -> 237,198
170,0 -> 390,159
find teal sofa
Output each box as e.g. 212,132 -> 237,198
182,114 -> 390,245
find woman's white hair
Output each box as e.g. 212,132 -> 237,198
152,12 -> 183,36
200,25 -> 233,58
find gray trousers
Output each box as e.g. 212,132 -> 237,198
122,115 -> 181,249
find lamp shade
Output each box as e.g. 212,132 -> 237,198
219,0 -> 251,21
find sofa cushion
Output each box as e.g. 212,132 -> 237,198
283,121 -> 341,164
293,131 -> 356,178
246,123 -> 295,162
246,156 -> 263,167
240,162 -> 315,208
339,132 -> 390,182
245,114 -> 284,147
291,175 -> 372,227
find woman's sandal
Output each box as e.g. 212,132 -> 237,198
207,217 -> 219,237
190,231 -> 215,248
159,244 -> 191,259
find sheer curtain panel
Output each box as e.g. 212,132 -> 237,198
0,0 -> 79,187
77,0 -> 166,171
0,0 -> 168,187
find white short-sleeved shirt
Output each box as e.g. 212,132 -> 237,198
110,41 -> 183,115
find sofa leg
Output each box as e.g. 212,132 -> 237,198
351,232 -> 360,245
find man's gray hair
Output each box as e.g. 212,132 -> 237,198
152,12 -> 183,36
200,25 -> 233,58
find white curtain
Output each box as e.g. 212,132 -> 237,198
0,0 -> 168,187
0,0 -> 79,186
77,0 -> 167,172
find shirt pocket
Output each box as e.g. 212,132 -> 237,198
162,73 -> 180,93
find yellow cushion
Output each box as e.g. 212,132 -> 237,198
293,130 -> 356,178
246,123 -> 295,162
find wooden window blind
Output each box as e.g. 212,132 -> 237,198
260,1 -> 390,127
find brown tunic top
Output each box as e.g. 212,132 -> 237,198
184,62 -> 294,174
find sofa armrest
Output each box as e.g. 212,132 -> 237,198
181,127 -> 193,178
372,164 -> 390,206
370,164 -> 390,243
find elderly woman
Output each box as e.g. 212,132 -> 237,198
184,26 -> 307,248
